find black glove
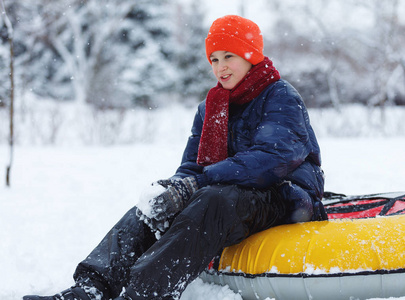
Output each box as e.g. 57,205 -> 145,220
149,176 -> 198,221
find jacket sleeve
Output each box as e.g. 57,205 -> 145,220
171,102 -> 205,179
201,85 -> 317,189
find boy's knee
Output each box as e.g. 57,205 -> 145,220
183,185 -> 240,220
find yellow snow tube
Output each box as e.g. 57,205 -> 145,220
201,214 -> 405,300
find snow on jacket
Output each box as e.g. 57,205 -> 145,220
173,79 -> 324,204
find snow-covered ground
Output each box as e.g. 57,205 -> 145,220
0,136 -> 404,300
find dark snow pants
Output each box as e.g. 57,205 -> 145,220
74,184 -> 286,299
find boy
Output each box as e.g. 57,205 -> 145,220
24,15 -> 326,300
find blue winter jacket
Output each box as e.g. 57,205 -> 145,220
173,79 -> 324,219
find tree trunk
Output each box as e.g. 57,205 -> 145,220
1,0 -> 15,187
6,36 -> 14,187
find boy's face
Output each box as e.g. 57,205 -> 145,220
209,51 -> 253,90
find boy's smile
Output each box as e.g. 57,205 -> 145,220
209,51 -> 253,90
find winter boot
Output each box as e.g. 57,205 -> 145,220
23,286 -> 94,300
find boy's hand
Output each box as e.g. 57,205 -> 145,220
149,176 -> 198,221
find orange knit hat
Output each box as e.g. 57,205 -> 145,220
205,15 -> 264,65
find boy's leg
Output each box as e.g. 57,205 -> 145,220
25,205 -> 162,300
73,206 -> 158,298
125,184 -> 285,299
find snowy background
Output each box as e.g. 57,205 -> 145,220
1,0 -> 405,299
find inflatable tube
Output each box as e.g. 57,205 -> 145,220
200,212 -> 405,300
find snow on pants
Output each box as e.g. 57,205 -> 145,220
74,184 -> 286,299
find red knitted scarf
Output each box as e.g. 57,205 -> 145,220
197,57 -> 281,166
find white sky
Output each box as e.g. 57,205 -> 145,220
196,0 -> 405,32
193,0 -> 271,29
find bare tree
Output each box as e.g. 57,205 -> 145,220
1,0 -> 15,186
21,0 -> 138,106
264,0 -> 405,110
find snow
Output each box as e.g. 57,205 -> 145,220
137,183 -> 167,218
1,126 -> 405,299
